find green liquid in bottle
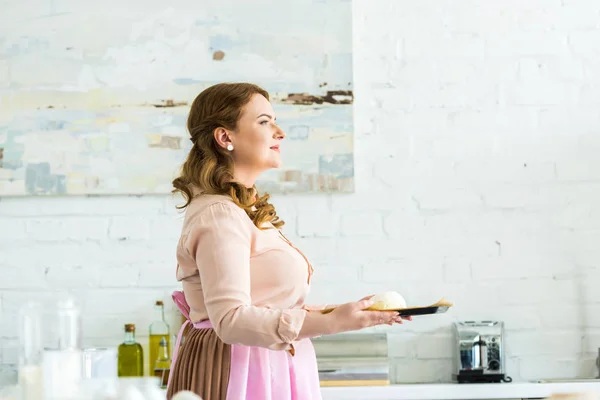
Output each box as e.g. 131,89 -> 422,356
118,323 -> 143,377
153,336 -> 171,388
148,300 -> 170,375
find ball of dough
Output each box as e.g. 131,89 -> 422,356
368,291 -> 407,310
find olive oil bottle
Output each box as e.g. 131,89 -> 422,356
148,300 -> 170,375
117,323 -> 143,377
153,336 -> 171,388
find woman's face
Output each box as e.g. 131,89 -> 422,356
224,93 -> 286,175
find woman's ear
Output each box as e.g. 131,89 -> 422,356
213,127 -> 233,150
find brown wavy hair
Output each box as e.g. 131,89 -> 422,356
172,82 -> 284,230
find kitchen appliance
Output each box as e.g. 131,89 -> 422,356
452,320 -> 511,383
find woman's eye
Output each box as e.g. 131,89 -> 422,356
260,120 -> 269,125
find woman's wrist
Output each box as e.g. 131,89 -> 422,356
297,309 -> 339,340
323,311 -> 341,335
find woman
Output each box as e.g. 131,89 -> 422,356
167,82 -> 407,400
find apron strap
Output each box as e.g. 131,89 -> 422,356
167,290 -> 191,389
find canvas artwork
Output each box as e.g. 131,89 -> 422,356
0,0 -> 354,196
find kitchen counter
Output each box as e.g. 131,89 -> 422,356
320,381 -> 600,400
161,380 -> 600,399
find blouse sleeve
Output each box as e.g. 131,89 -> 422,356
184,201 -> 307,350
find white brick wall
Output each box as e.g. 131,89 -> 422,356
2,0 -> 600,386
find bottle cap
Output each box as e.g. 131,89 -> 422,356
155,300 -> 164,306
124,324 -> 135,332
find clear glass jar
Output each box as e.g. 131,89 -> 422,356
18,301 -> 44,400
42,298 -> 84,400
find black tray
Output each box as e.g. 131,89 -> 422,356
321,298 -> 453,317
396,305 -> 451,317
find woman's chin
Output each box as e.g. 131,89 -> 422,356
265,159 -> 283,170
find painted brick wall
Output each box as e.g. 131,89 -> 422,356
2,0 -> 600,385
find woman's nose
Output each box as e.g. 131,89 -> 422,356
274,125 -> 286,139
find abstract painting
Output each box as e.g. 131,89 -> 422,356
0,0 -> 354,196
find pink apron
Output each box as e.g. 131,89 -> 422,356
168,291 -> 322,400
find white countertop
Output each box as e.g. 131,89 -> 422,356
320,381 -> 600,400
163,380 -> 600,400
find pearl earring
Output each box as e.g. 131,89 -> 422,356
226,144 -> 234,151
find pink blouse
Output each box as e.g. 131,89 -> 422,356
175,193 -> 320,352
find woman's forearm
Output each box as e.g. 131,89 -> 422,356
296,309 -> 338,340
302,304 -> 339,312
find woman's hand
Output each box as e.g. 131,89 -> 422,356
358,294 -> 412,322
329,297 -> 405,334
297,295 -> 411,340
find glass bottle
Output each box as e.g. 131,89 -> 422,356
153,336 -> 171,388
43,298 -> 83,400
148,300 -> 170,375
118,324 -> 143,377
18,301 -> 44,400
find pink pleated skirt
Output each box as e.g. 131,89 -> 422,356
167,292 -> 322,400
